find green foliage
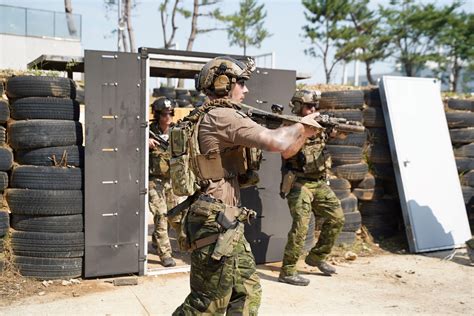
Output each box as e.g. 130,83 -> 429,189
436,10 -> 474,92
224,0 -> 271,56
380,0 -> 458,77
337,0 -> 391,84
302,0 -> 353,83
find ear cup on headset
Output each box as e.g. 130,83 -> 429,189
213,75 -> 230,96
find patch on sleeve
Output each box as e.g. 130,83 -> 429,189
234,110 -> 248,118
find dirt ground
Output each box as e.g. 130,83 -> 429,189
0,235 -> 472,315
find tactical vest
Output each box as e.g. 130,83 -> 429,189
284,133 -> 331,180
169,99 -> 262,196
149,122 -> 171,179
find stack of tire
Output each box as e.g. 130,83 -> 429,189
5,76 -> 84,280
152,86 -> 206,108
319,90 -> 368,245
175,88 -> 193,108
446,98 -> 474,230
0,80 -> 13,272
357,88 -> 403,240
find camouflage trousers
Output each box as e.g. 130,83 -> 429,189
149,177 -> 183,260
281,179 -> 344,276
173,208 -> 262,315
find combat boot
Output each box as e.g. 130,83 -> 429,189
305,257 -> 336,275
161,257 -> 176,267
278,273 -> 310,286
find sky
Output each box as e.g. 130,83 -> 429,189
1,0 -> 472,85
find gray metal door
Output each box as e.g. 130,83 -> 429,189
84,50 -> 147,277
242,68 -> 302,263
380,76 -> 471,252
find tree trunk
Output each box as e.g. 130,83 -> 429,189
452,57 -> 460,93
125,0 -> 136,52
64,0 -> 77,37
121,0 -> 129,52
186,0 -> 199,51
365,61 -> 374,85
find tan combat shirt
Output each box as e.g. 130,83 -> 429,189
199,107 -> 266,206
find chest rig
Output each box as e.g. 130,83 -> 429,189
285,133 -> 331,179
169,99 -> 262,196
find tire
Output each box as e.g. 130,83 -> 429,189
0,81 -> 4,96
352,187 -> 384,201
450,128 -> 474,145
0,211 -> 9,237
335,231 -> 356,245
7,189 -> 83,215
177,94 -> 192,102
319,90 -> 365,110
462,186 -> 474,204
363,107 -> 385,128
10,97 -> 80,121
6,76 -> 76,99
0,100 -> 10,123
454,143 -> 474,158
320,109 -> 364,122
461,171 -> 474,187
364,88 -> 381,107
327,145 -> 363,165
11,231 -> 84,258
0,238 -> 4,253
327,130 -> 367,147
15,145 -> 84,167
367,128 -> 389,145
0,127 -> 5,145
11,214 -> 83,233
333,188 -> 351,200
447,99 -> 473,112
355,172 -> 375,189
13,256 -> 82,280
11,166 -> 83,190
177,99 -> 192,108
359,199 -> 400,216
334,162 -> 369,181
455,157 -> 474,173
340,193 -> 358,213
362,215 -> 399,239
446,111 -> 474,129
0,172 -> 8,190
8,120 -> 83,150
367,144 -> 392,164
304,213 -> 316,251
175,88 -> 189,96
343,211 -> 362,232
0,147 -> 13,171
371,163 -> 395,180
329,178 -> 351,190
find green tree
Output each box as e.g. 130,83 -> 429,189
224,0 -> 271,56
436,11 -> 474,92
337,0 -> 391,85
380,0 -> 458,77
302,0 -> 353,83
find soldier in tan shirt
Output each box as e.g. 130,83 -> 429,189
173,56 -> 321,315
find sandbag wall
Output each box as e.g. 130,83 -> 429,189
0,82 -> 12,272
446,98 -> 474,230
4,76 -> 84,280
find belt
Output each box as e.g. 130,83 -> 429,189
189,233 -> 220,251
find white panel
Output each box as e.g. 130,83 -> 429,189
380,76 -> 471,253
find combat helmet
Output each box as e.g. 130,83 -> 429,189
289,89 -> 321,114
195,56 -> 256,96
152,96 -> 175,115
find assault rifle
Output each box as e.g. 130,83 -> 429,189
149,130 -> 169,151
239,103 -> 365,134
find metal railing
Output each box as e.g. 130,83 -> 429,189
0,4 -> 81,41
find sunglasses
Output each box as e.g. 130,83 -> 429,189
304,103 -> 318,109
160,111 -> 174,117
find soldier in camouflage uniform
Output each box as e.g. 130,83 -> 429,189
173,57 -> 321,315
279,90 -> 345,286
149,97 -> 182,267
